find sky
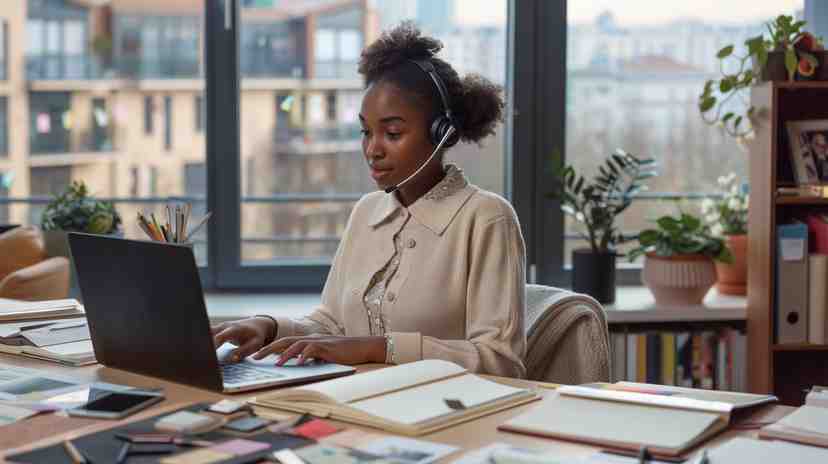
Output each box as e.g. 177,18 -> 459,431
453,0 -> 803,26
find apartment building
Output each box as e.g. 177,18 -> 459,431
0,0 -> 372,261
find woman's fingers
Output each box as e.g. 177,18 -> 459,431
275,340 -> 309,366
297,343 -> 322,365
213,325 -> 245,348
210,322 -> 228,336
229,337 -> 265,361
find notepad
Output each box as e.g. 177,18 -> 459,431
499,384 -> 748,456
250,360 -> 540,436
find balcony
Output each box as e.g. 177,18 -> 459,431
26,55 -> 201,81
241,57 -> 304,79
26,55 -> 109,80
273,124 -> 362,155
30,129 -> 116,156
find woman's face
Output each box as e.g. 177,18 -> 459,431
359,82 -> 435,191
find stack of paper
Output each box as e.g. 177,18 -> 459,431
710,437 -> 828,463
0,299 -> 84,321
760,396 -> 828,447
0,300 -> 93,366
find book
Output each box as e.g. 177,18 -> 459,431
760,386 -> 828,448
777,223 -> 809,344
0,299 -> 84,322
499,384 -> 777,456
809,254 -> 828,344
249,360 -> 540,436
709,437 -> 828,463
0,339 -> 96,366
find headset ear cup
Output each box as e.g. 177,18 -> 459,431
431,116 -> 459,147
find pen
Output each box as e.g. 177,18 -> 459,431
638,446 -> 649,464
63,439 -> 87,464
184,212 -> 212,243
115,442 -> 130,464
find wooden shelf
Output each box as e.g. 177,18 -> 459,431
772,344 -> 828,352
605,287 -> 746,324
774,81 -> 828,89
776,196 -> 828,205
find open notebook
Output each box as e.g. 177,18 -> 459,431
500,384 -> 775,456
759,386 -> 828,448
249,359 -> 540,436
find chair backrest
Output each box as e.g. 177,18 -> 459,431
524,284 -> 610,384
0,226 -> 46,281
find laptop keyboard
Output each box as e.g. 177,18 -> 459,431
221,363 -> 278,384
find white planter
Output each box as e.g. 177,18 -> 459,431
642,254 -> 717,306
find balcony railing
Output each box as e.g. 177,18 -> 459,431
26,55 -> 108,80
274,124 -> 362,144
30,129 -> 116,155
26,55 -> 201,80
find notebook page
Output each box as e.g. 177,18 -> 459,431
503,393 -> 720,451
350,374 -> 528,426
270,359 -> 466,404
710,437 -> 828,463
777,406 -> 828,436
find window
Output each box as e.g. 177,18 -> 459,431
232,0 -> 509,287
115,15 -> 200,79
144,96 -> 153,134
90,98 -> 111,151
29,92 -> 71,154
195,94 -> 204,132
0,172 -> 8,224
25,0 -> 89,80
164,95 -> 172,151
0,97 -> 7,156
561,1 -> 805,277
0,20 -> 7,81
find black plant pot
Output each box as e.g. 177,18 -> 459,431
572,249 -> 616,304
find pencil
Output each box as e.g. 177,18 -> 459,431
136,213 -> 154,240
184,211 -> 212,243
63,439 -> 87,464
182,203 -> 192,241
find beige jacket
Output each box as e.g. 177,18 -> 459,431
275,170 -> 527,378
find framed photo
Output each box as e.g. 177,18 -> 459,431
787,119 -> 828,185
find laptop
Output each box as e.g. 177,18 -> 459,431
67,233 -> 355,393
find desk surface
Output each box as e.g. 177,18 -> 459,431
0,355 -> 790,463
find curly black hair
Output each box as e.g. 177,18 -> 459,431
358,21 -> 504,145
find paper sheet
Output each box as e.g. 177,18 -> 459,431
777,405 -> 828,436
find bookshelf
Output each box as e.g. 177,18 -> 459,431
747,80 -> 828,405
606,287 -> 747,391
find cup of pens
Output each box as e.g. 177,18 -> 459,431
136,203 -> 211,246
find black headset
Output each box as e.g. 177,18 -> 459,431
408,59 -> 460,148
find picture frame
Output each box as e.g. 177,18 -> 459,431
786,119 -> 828,185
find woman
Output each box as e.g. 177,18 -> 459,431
212,22 -> 527,378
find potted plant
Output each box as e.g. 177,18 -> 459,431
699,15 -> 825,138
628,212 -> 733,306
550,149 -> 657,304
41,181 -> 122,258
702,173 -> 749,295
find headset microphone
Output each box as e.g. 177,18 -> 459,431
384,126 -> 456,195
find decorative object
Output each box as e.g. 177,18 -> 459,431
629,212 -> 733,306
785,119 -> 828,185
702,173 -> 750,296
550,149 -> 657,304
699,15 -> 825,138
41,181 -> 121,298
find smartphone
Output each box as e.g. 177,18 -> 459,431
67,390 -> 165,419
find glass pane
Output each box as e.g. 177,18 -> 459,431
239,0 -> 509,264
4,1 -> 207,265
565,1 -> 804,266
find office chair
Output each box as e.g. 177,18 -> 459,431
525,284 -> 611,384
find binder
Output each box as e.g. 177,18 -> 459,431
777,223 -> 809,344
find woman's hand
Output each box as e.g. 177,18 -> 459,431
252,335 -> 387,366
211,317 -> 276,362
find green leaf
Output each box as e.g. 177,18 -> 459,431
757,47 -> 768,68
785,47 -> 798,80
657,216 -> 680,232
574,176 -> 584,195
742,72 -> 754,86
699,96 -> 717,113
703,80 -> 714,95
722,112 -> 735,122
717,45 -> 734,59
746,35 -> 765,55
734,116 -> 743,128
719,78 -> 734,93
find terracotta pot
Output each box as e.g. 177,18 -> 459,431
642,254 -> 717,306
715,234 -> 747,296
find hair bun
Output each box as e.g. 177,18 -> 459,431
358,21 -> 442,82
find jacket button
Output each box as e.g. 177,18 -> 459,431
386,292 -> 396,302
407,238 -> 416,249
